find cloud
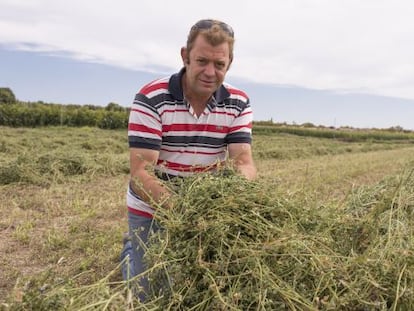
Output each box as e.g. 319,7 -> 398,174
1,0 -> 414,99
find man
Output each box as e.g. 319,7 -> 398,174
121,18 -> 257,299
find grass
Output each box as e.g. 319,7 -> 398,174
0,125 -> 413,310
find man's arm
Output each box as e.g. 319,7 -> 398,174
129,147 -> 171,208
228,143 -> 257,180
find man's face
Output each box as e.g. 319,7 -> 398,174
182,35 -> 231,99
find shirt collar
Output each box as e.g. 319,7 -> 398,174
168,67 -> 231,103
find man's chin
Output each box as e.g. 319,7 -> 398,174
198,85 -> 217,96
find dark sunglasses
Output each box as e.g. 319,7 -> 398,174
191,19 -> 234,38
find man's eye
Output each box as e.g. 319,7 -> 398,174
197,59 -> 207,65
216,63 -> 225,69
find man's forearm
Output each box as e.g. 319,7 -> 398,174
130,174 -> 171,208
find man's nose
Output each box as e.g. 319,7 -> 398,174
204,62 -> 215,76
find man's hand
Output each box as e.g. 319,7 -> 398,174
129,148 -> 172,208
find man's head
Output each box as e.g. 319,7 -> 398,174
185,19 -> 235,64
181,19 -> 235,100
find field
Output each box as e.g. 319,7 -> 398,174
1,125 -> 414,310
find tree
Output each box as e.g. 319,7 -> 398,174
105,102 -> 125,112
0,87 -> 17,104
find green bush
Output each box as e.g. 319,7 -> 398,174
0,101 -> 129,128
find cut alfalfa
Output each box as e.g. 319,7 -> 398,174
37,151 -> 90,177
139,172 -> 339,310
327,169 -> 414,309
0,154 -> 44,185
0,151 -> 92,186
136,169 -> 414,310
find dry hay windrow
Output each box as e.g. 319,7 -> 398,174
0,150 -> 128,186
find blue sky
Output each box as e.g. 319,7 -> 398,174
1,0 -> 413,130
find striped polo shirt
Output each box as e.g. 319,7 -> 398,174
127,68 -> 253,217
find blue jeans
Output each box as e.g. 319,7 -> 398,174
120,211 -> 160,301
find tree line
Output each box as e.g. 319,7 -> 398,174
1,87 -> 412,136
0,87 -> 129,129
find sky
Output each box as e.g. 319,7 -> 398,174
1,0 -> 414,130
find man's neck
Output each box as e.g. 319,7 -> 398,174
182,75 -> 211,116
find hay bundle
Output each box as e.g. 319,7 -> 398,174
140,170 -> 414,310
144,173 -> 319,310
0,151 -> 90,185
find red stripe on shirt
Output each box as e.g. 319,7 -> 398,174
239,110 -> 253,118
129,123 -> 162,137
229,122 -> 252,133
158,160 -> 220,172
140,81 -> 169,96
127,206 -> 153,218
227,87 -> 248,99
162,124 -> 229,133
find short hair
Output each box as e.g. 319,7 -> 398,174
186,19 -> 235,62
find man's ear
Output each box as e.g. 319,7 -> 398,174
181,47 -> 189,65
227,57 -> 233,70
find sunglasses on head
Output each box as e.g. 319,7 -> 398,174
191,19 -> 234,38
